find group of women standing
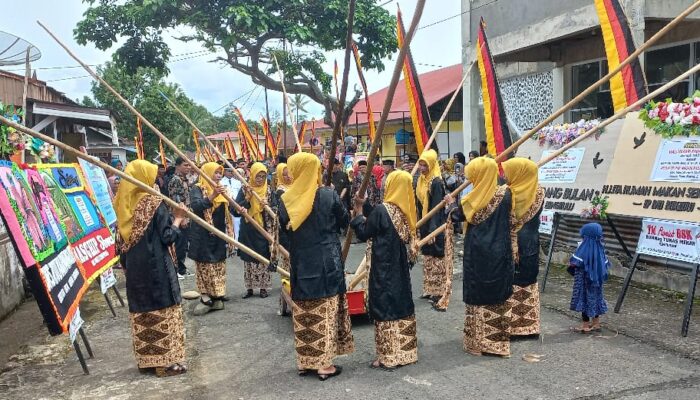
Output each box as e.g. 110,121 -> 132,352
113,151 -> 556,379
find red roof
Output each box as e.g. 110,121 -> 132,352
207,131 -> 239,140
316,63 -> 462,130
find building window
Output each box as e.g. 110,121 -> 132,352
645,43 -> 691,102
569,61 -> 613,122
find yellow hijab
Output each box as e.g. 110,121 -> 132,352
502,158 -> 539,220
416,149 -> 441,215
114,160 -> 158,242
275,163 -> 291,191
460,157 -> 498,223
383,170 -> 417,232
282,152 -> 321,231
444,158 -> 456,173
198,162 -> 227,209
248,162 -> 268,225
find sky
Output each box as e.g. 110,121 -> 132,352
2,0 -> 462,126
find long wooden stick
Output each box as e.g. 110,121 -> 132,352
348,255 -> 368,291
409,61 -> 476,176
326,0 -> 357,187
341,0 -> 427,262
493,0 -> 700,163
37,21 -> 289,260
272,54 -> 302,151
417,61 -> 700,245
0,114 -> 289,277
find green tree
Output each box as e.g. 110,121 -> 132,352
74,0 -> 397,125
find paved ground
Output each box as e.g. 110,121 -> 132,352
1,239 -> 699,399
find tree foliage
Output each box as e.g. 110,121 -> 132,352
74,0 -> 397,124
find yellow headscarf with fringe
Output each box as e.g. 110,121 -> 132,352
383,170 -> 417,232
282,153 -> 321,231
416,149 -> 441,215
198,162 -> 227,209
114,160 -> 158,242
248,162 -> 268,225
460,157 -> 498,223
502,158 -> 539,220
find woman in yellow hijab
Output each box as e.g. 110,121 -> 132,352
502,157 -> 544,338
114,160 -> 189,376
350,170 -> 418,370
415,149 -> 449,307
279,152 -> 353,381
445,156 -> 516,357
234,162 -> 273,299
272,163 -> 293,272
189,161 -> 231,315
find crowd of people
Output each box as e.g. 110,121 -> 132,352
110,147 -> 611,380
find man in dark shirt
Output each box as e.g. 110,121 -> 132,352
168,157 -> 193,278
331,159 -> 350,209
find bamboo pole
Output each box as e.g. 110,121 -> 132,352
417,61 -> 700,245
21,46 -> 30,126
409,60 -> 476,176
340,0 -> 427,262
326,0 -> 357,186
0,114 -> 290,278
272,54 -> 302,151
37,21 -> 289,260
494,0 -> 700,164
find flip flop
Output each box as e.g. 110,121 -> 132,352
369,361 -> 396,372
570,326 -> 592,334
155,364 -> 187,378
317,365 -> 343,381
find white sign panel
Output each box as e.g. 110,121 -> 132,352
650,139 -> 700,183
100,267 -> 117,294
539,147 -> 586,183
69,307 -> 84,344
636,218 -> 700,264
539,210 -> 555,234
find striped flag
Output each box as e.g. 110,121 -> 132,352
594,0 -> 647,112
192,129 -> 203,163
351,41 -> 376,143
275,123 -> 284,155
136,118 -> 145,159
225,136 -> 238,160
261,118 -> 277,159
397,7 -> 435,155
476,18 -> 513,159
295,121 -> 307,152
233,107 -> 263,161
159,138 -> 167,167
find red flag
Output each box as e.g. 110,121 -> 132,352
192,129 -> 203,163
295,121 -> 307,152
275,123 -> 284,155
351,41 -> 376,143
476,18 -> 513,159
136,117 -> 145,159
262,118 -> 277,159
233,107 -> 262,161
397,7 -> 435,154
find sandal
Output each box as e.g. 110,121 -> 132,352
200,297 -> 214,307
571,326 -> 592,334
419,294 -> 431,300
298,369 -> 313,377
369,361 -> 395,372
155,363 -> 187,378
317,365 -> 342,381
242,290 -> 254,299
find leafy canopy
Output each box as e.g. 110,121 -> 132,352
75,0 -> 397,124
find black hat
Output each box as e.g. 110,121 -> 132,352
357,160 -> 368,166
382,159 -> 395,166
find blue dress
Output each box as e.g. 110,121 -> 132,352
569,257 -> 608,317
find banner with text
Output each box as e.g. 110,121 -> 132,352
637,219 -> 700,264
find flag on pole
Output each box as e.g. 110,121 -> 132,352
351,41 -> 377,143
224,136 -> 238,160
476,18 -> 513,159
192,129 -> 203,164
334,59 -> 340,102
594,0 -> 647,112
262,118 -> 277,159
295,121 -> 307,152
159,138 -> 167,167
275,123 -> 283,155
397,6 -> 435,154
136,117 -> 145,159
233,107 -> 262,161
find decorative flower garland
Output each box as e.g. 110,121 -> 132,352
639,90 -> 700,138
531,119 -> 603,148
580,194 -> 609,220
0,103 -> 26,158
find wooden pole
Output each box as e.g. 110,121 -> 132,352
410,60 -> 475,176
419,61 -> 700,241
37,21 -> 289,259
326,0 -> 357,186
0,114 -> 288,276
341,0 -> 427,262
493,0 -> 700,164
272,54 -> 302,151
21,46 -> 30,126
347,255 -> 368,291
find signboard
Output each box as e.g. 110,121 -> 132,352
78,158 -> 117,227
636,219 -> 700,264
100,267 -> 117,294
0,161 -> 86,335
539,147 -> 586,183
602,116 -> 700,223
69,307 -> 84,344
516,118 -> 623,214
539,210 -> 555,235
71,227 -> 118,279
649,138 -> 700,183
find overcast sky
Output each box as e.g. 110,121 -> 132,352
3,0 -> 462,126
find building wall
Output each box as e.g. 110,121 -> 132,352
0,220 -> 25,321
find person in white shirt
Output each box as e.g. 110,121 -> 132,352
220,163 -> 243,239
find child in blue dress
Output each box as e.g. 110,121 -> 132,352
569,223 -> 610,333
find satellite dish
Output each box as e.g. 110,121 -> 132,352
0,31 -> 41,66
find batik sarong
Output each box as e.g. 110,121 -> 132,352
374,315 -> 418,367
463,303 -> 511,356
196,261 -> 227,297
129,305 -> 186,368
509,283 -> 541,336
